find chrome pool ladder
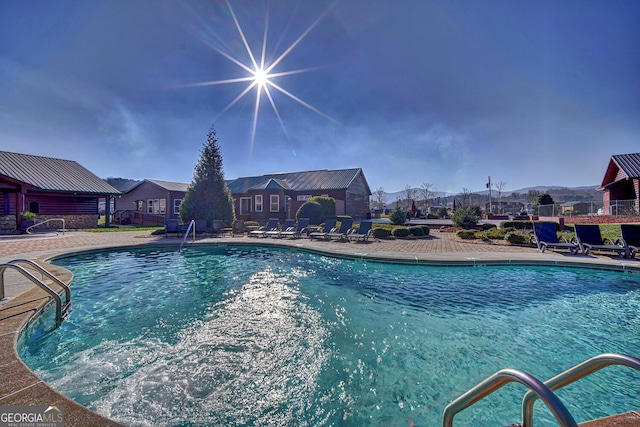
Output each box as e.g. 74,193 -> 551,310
0,259 -> 71,328
443,353 -> 640,427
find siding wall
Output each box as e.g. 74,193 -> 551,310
115,181 -> 186,223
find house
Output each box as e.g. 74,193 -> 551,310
560,201 -> 593,215
226,168 -> 372,223
599,153 -> 640,216
114,179 -> 188,225
0,151 -> 120,232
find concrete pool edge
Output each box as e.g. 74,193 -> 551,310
2,234 -> 640,426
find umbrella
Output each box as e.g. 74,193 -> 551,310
411,200 -> 417,217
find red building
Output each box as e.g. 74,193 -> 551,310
599,153 -> 640,216
0,151 -> 120,233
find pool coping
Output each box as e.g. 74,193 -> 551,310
1,232 -> 640,426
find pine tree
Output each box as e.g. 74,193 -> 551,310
179,126 -> 235,226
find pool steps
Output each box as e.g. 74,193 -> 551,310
0,259 -> 71,328
443,353 -> 640,427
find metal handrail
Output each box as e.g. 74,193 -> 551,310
0,263 -> 66,328
522,353 -> 640,427
3,259 -> 71,306
179,220 -> 196,251
25,218 -> 66,235
442,369 -> 577,427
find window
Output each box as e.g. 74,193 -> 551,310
240,197 -> 251,215
174,199 -> 182,215
270,195 -> 279,212
28,201 -> 39,214
137,200 -> 143,211
147,199 -> 166,214
297,195 -> 311,202
255,195 -> 263,212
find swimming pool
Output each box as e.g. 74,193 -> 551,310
19,245 -> 640,426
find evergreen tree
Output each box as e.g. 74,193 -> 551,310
180,126 -> 235,226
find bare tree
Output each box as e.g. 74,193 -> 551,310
461,187 -> 471,206
420,182 -> 435,212
404,184 -> 417,209
373,187 -> 386,211
495,181 -> 507,213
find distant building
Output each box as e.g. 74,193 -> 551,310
599,153 -> 640,216
226,168 -> 372,223
114,179 -> 188,225
0,151 -> 120,232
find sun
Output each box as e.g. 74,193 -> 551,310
182,0 -> 337,155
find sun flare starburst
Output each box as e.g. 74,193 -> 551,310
184,1 -> 337,155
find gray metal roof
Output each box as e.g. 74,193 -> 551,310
0,151 -> 120,194
612,153 -> 640,179
141,179 -> 189,193
226,168 -> 370,194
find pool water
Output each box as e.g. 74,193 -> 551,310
19,246 -> 640,426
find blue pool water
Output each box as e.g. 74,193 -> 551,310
19,246 -> 640,426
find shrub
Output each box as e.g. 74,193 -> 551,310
392,227 -> 410,237
309,196 -> 336,219
244,221 -> 260,228
409,226 -> 424,236
481,223 -> 497,231
296,201 -> 324,225
451,205 -> 481,229
336,215 -> 352,222
499,221 -> 534,230
372,227 -> 391,239
505,232 -> 527,244
388,206 -> 407,225
420,225 -> 430,236
483,227 -> 512,240
457,230 -> 478,239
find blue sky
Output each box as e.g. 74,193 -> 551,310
1,0 -> 639,194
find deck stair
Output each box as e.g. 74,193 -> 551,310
443,353 -> 640,427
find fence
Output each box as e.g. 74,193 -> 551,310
532,199 -> 639,218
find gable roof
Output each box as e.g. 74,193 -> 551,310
125,179 -> 189,193
600,153 -> 640,189
226,168 -> 371,194
0,151 -> 120,195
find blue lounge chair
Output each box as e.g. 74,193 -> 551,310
280,217 -> 310,238
574,224 -> 628,257
165,219 -> 182,238
265,219 -> 295,238
232,219 -> 245,237
249,219 -> 279,238
348,220 -> 373,242
326,218 -> 353,241
620,224 -> 640,259
309,219 -> 337,240
531,222 -> 578,254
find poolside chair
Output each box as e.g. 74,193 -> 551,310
326,218 -> 354,241
265,219 -> 295,238
620,224 -> 640,259
194,219 -> 208,234
574,224 -> 628,258
348,221 -> 373,243
249,219 -> 279,238
232,219 -> 245,237
280,217 -> 310,238
211,220 -> 226,236
309,219 -> 337,240
531,222 -> 578,254
165,219 -> 182,238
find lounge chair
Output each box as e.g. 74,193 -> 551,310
211,220 -> 226,236
348,220 -> 373,242
531,222 -> 578,254
309,219 -> 337,240
165,219 -> 182,238
280,218 -> 310,239
249,219 -> 279,238
574,224 -> 628,257
620,224 -> 640,259
326,218 -> 354,241
265,219 -> 295,238
194,219 -> 208,234
232,219 -> 245,237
